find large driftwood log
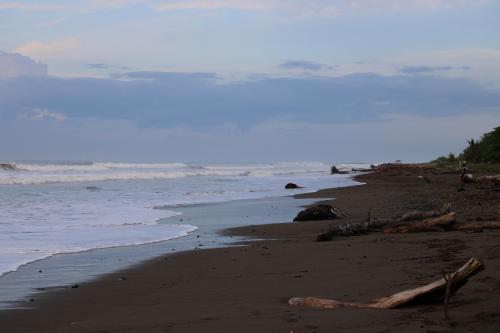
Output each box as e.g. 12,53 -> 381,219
452,221 -> 500,231
476,175 -> 500,182
383,212 -> 456,234
316,219 -> 388,241
289,258 -> 484,309
316,208 -> 454,241
397,205 -> 451,222
317,205 -> 499,241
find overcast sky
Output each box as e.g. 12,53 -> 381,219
1,0 -> 499,163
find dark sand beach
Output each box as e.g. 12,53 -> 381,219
1,165 -> 500,332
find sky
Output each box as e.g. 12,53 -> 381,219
0,0 -> 500,163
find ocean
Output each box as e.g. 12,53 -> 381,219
0,161 -> 365,304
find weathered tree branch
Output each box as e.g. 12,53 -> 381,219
316,219 -> 389,241
289,258 -> 484,310
383,212 -> 456,234
452,221 -> 500,231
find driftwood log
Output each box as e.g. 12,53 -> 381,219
316,207 -> 452,241
289,258 -> 484,309
452,221 -> 500,231
397,205 -> 451,222
476,175 -> 500,182
317,219 -> 388,241
317,206 -> 500,241
318,216 -> 500,241
383,212 -> 456,234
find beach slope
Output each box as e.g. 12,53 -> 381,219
1,165 -> 500,332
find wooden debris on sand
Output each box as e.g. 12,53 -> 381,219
383,212 -> 456,234
476,175 -> 500,182
316,219 -> 388,241
453,221 -> 500,231
289,258 -> 484,310
397,205 -> 451,222
317,204 -> 500,240
316,206 -> 453,241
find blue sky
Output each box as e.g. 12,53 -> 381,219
0,0 -> 499,162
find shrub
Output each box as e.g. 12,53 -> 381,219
432,126 -> 500,165
462,127 -> 500,163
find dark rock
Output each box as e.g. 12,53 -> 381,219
85,186 -> 101,191
71,284 -> 79,289
0,163 -> 17,171
285,183 -> 302,189
330,166 -> 350,174
294,205 -> 350,222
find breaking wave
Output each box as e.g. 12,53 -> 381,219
0,161 -> 332,185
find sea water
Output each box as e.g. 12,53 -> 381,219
0,161 -> 365,279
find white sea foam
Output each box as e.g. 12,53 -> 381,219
0,161 -> 332,185
0,224 -> 197,278
12,162 -> 189,173
0,161 -> 363,278
0,192 -> 195,277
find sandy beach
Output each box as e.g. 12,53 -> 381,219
1,165 -> 500,332
3,2 -> 499,331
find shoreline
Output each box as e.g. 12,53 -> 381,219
1,167 -> 500,332
0,193 -> 325,310
0,170 -> 355,282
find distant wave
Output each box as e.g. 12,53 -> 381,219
11,162 -> 189,172
0,161 -> 334,185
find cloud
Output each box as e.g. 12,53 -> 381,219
399,65 -> 470,74
153,0 -> 489,16
0,51 -> 47,78
1,72 -> 499,129
154,0 -> 270,11
0,113 -> 497,163
0,70 -> 498,162
20,108 -> 67,122
0,1 -> 67,11
278,60 -> 335,71
14,38 -> 80,60
390,49 -> 500,88
87,63 -> 111,70
313,49 -> 500,88
86,63 -> 134,72
1,0 -> 486,15
117,71 -> 216,81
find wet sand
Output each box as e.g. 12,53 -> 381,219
1,165 -> 500,332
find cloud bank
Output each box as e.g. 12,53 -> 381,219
14,38 -> 80,60
154,0 -> 489,16
0,113 -> 497,163
0,0 -> 488,15
0,51 -> 48,78
278,60 -> 335,71
1,71 -> 499,127
0,70 -> 498,162
398,65 -> 470,74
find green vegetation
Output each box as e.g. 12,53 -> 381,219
462,127 -> 500,163
431,127 -> 500,172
